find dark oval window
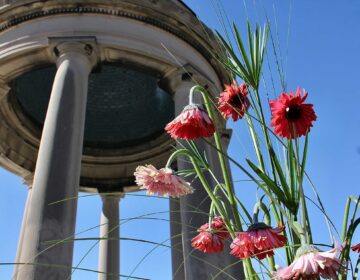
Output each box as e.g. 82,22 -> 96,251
12,64 -> 174,149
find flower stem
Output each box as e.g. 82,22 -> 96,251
253,89 -> 278,182
168,149 -> 260,279
253,201 -> 276,271
190,155 -> 234,237
190,85 -> 261,279
249,90 -> 281,226
190,85 -> 242,231
293,137 -> 311,244
168,148 -> 235,235
165,149 -> 185,169
341,197 -> 351,242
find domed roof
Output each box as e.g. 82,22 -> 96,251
0,0 -> 228,85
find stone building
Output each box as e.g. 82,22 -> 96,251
0,1 -> 242,279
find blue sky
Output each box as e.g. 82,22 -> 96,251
1,1 -> 360,279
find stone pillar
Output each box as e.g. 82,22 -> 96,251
98,194 -> 122,280
169,197 -> 185,280
13,186 -> 32,277
14,41 -> 95,280
168,71 -> 244,280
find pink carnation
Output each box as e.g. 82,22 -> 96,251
134,165 -> 194,198
273,244 -> 342,280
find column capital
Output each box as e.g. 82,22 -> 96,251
99,192 -> 125,202
159,64 -> 219,95
49,36 -> 99,68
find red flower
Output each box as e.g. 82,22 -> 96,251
191,231 -> 224,253
230,223 -> 287,260
191,217 -> 229,253
165,104 -> 215,140
218,83 -> 250,121
352,243 -> 360,253
269,88 -> 317,139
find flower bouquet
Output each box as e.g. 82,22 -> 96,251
134,19 -> 360,280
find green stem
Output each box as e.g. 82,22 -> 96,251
190,155 -> 234,237
253,201 -> 276,271
204,136 -> 303,239
208,202 -> 215,225
166,149 -> 232,232
191,85 -> 260,279
165,149 -> 185,169
244,258 -> 259,280
293,137 -> 311,244
246,114 -> 280,226
341,197 -> 351,242
282,213 -> 294,263
253,89 -> 278,181
252,201 -> 271,225
191,85 -> 242,231
208,186 -> 220,225
251,89 -> 284,227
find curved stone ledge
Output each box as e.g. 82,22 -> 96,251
0,0 -> 229,86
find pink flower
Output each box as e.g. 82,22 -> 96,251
352,243 -> 360,253
273,244 -> 342,280
134,165 -> 194,198
269,88 -> 317,139
165,104 -> 215,140
191,217 -> 229,253
218,83 -> 250,121
230,223 -> 287,260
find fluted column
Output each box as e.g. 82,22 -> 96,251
169,72 -> 244,280
15,41 -> 95,280
98,194 -> 123,280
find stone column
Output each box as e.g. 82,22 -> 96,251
15,41 -> 95,280
13,186 -> 32,277
98,194 -> 122,280
169,197 -> 185,280
169,72 -> 244,280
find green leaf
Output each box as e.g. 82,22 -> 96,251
247,22 -> 255,74
300,133 -> 309,184
292,221 -> 305,238
254,24 -> 260,78
259,24 -> 269,75
233,23 -> 253,78
269,146 -> 292,204
235,196 -> 252,223
246,116 -> 265,171
216,31 -> 252,84
247,159 -> 288,206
